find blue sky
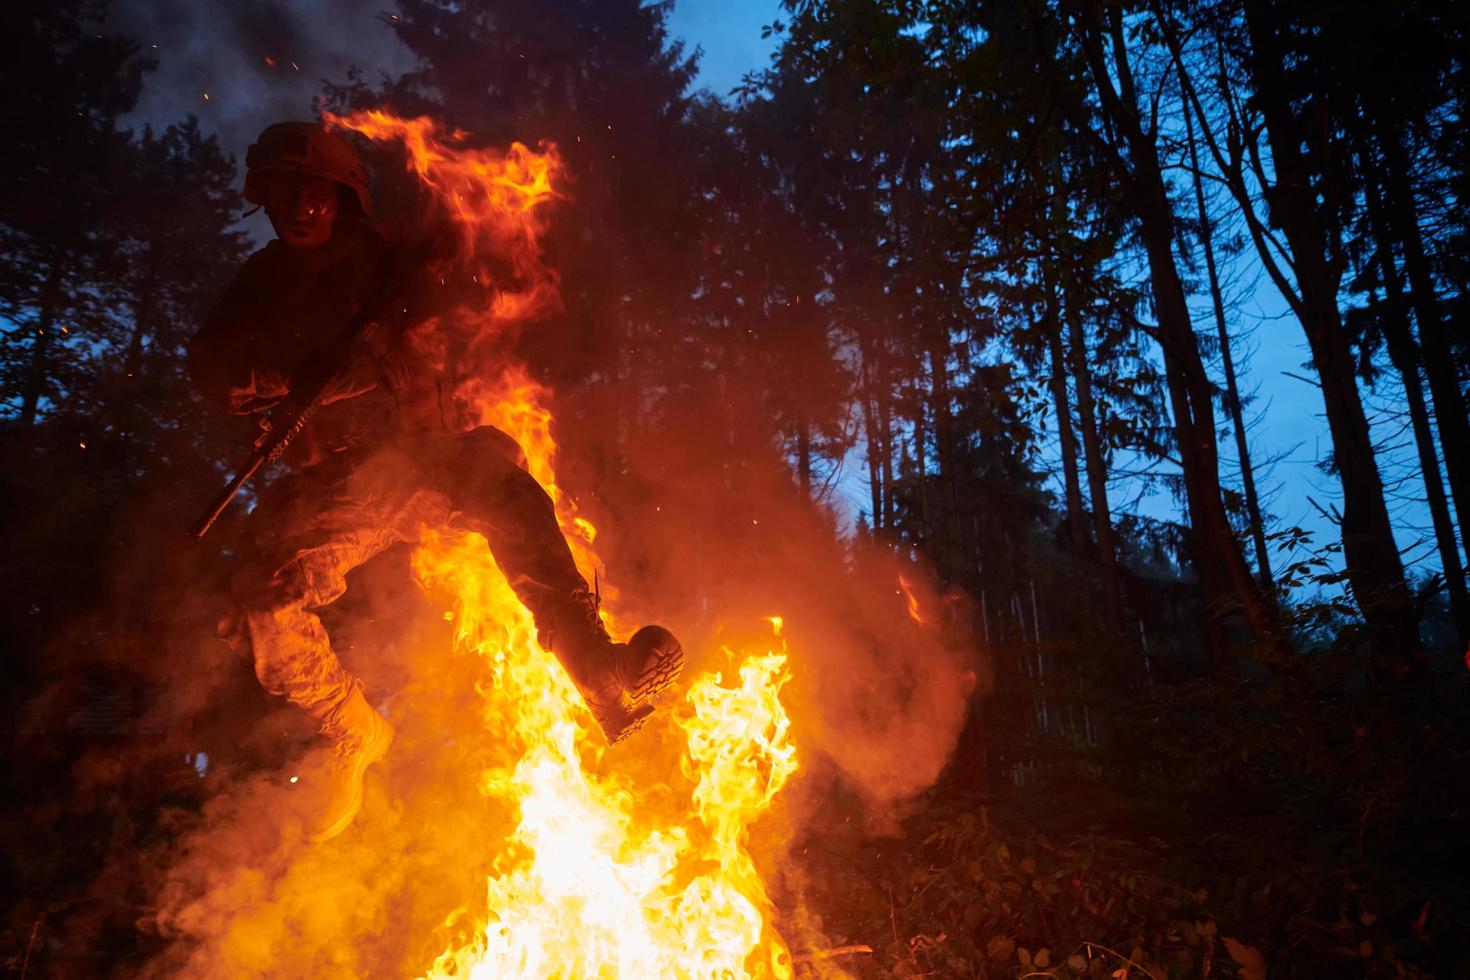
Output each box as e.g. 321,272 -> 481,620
667,1 -> 784,97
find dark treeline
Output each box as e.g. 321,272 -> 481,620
2,0 -> 1467,976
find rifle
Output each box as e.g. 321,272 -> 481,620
189,245 -> 412,539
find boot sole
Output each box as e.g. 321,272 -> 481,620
601,638 -> 684,745
626,639 -> 685,704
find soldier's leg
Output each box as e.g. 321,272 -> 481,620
420,426 -> 683,743
229,470 -> 399,722
224,462 -> 418,839
422,427 -> 589,631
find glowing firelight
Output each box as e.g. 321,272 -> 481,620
322,111 -> 802,977
897,573 -> 928,625
409,528 -> 798,978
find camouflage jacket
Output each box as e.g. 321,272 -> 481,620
190,226 -> 455,467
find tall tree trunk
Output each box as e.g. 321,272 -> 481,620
878,345 -> 896,530
1379,305 -> 1470,647
1363,164 -> 1470,645
1378,116 -> 1470,547
19,247 -> 67,427
1065,300 -> 1126,637
859,331 -> 885,530
1046,296 -> 1088,559
1069,0 -> 1288,667
795,407 -> 812,496
929,335 -> 960,580
863,394 -> 884,530
1182,95 -> 1274,593
910,367 -> 931,546
1242,0 -> 1419,658
1041,156 -> 1089,564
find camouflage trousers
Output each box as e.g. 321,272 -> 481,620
221,426 -> 589,723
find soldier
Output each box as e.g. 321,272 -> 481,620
190,121 -> 683,841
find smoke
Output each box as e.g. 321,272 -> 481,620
110,0 -> 415,161
580,428 -> 986,819
114,430 -> 987,976
567,417 -> 981,811
120,372 -> 977,973
132,566 -> 525,978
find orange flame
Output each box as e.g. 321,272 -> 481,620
897,573 -> 928,625
410,539 -> 798,977
325,109 -> 563,323
318,111 -> 801,977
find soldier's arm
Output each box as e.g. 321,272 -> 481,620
316,322 -> 390,405
315,232 -> 422,405
189,259 -> 292,414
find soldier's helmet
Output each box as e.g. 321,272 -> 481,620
243,121 -> 373,215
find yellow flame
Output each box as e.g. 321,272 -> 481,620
409,523 -> 798,978
322,111 -> 799,977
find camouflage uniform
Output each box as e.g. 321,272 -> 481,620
192,121 -> 681,841
191,227 -> 644,733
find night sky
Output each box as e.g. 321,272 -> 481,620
109,0 -> 1443,594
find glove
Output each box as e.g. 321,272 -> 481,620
227,366 -> 291,414
317,330 -> 386,405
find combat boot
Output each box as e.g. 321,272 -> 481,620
545,593 -> 684,744
303,684 -> 394,842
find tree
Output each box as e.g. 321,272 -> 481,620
0,0 -> 152,428
1055,0 -> 1288,666
1180,93 -> 1273,593
106,119 -> 250,456
1157,0 -> 1420,657
1353,134 -> 1470,646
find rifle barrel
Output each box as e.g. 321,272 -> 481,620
190,453 -> 265,539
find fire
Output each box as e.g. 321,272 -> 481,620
319,111 -> 801,977
405,510 -> 799,977
324,109 -> 562,323
897,573 -> 927,625
411,526 -> 797,977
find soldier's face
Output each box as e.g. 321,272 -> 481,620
263,173 -> 340,249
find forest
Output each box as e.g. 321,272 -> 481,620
1,0 -> 1467,977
